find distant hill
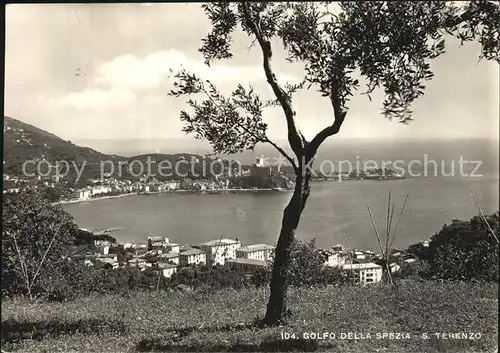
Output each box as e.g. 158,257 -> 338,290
3,116 -> 121,175
2,116 -> 240,185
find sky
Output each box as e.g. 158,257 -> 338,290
4,3 -> 499,154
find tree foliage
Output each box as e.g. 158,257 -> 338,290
2,188 -> 79,299
284,238 -> 350,287
416,212 -> 499,281
169,1 -> 499,166
168,1 -> 499,325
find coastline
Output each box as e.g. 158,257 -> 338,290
54,192 -> 138,205
55,188 -> 292,205
55,178 -> 408,206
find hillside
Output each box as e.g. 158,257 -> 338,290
3,116 -> 242,185
3,116 -> 120,176
1,281 -> 497,353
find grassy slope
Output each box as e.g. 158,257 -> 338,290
1,281 -> 498,353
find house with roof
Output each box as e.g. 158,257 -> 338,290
199,238 -> 241,266
148,236 -> 169,250
74,189 -> 91,200
128,258 -> 147,269
318,249 -> 347,267
236,244 -> 274,262
342,263 -> 383,286
226,258 -> 267,272
331,244 -> 345,253
161,181 -> 180,191
179,248 -> 206,266
95,257 -> 119,269
95,243 -> 110,255
161,265 -> 178,278
165,243 -> 180,253
158,252 -> 179,265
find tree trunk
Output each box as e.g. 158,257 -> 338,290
262,168 -> 312,326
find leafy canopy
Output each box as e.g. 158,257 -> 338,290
2,188 -> 79,297
169,1 -> 499,163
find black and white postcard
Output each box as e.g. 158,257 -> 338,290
2,2 -> 499,353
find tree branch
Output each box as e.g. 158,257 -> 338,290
443,8 -> 473,29
263,135 -> 298,171
29,222 -> 63,293
11,232 -> 32,299
241,2 -> 305,163
199,84 -> 298,170
307,91 -> 346,158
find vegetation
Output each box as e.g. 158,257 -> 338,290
169,1 -> 500,325
409,212 -> 499,282
1,186 -> 498,351
3,116 -> 114,180
285,238 -> 351,287
2,282 -> 497,353
2,188 -> 79,299
3,116 -> 242,186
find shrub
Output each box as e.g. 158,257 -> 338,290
419,212 -> 499,281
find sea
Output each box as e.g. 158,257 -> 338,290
63,138 -> 499,251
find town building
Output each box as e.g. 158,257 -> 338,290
148,236 -> 169,250
94,240 -> 111,255
343,263 -> 383,286
226,258 -> 267,272
179,248 -> 206,266
389,263 -> 401,274
319,249 -> 347,267
199,238 -> 241,266
95,257 -> 119,269
331,244 -> 345,253
96,244 -> 110,255
236,244 -> 274,261
162,181 -> 180,191
128,258 -> 147,269
251,157 -> 272,178
165,243 -> 180,253
353,251 -> 366,260
74,189 -> 91,200
158,252 -> 180,265
161,265 -> 178,278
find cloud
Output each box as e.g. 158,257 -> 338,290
54,49 -> 301,111
57,88 -> 136,110
94,49 -> 301,90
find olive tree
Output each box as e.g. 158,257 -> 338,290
169,1 -> 499,326
2,188 -> 78,299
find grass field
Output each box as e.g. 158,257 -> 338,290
1,280 -> 497,353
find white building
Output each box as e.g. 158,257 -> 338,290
236,244 -> 274,261
162,265 -> 178,278
128,258 -> 147,269
331,244 -> 345,253
343,263 -> 383,286
320,249 -> 347,267
96,245 -> 110,255
389,263 -> 401,273
74,189 -> 91,200
162,181 -> 179,191
226,258 -> 267,272
148,236 -> 169,249
353,251 -> 366,260
165,243 -> 180,253
158,252 -> 179,265
200,238 -> 241,266
179,248 -> 206,266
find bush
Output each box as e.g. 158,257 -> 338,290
418,212 -> 499,282
285,238 -> 350,287
2,188 -> 79,299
